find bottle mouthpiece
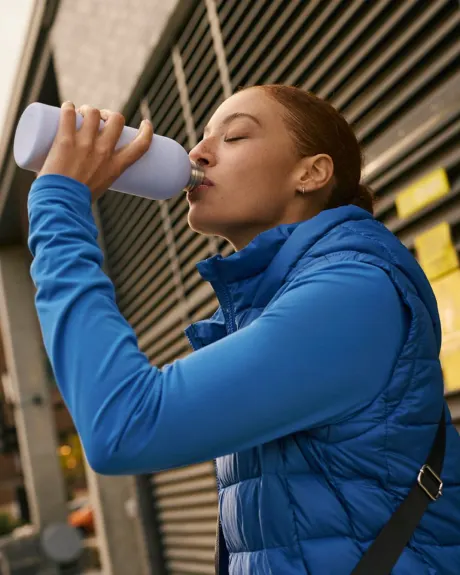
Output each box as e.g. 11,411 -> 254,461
184,161 -> 205,192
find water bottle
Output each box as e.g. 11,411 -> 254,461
13,102 -> 204,200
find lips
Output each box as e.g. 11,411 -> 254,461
185,172 -> 215,203
187,177 -> 215,199
201,177 -> 215,187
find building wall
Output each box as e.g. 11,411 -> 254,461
0,375 -> 81,508
0,454 -> 20,501
0,0 -> 45,170
51,0 -> 180,111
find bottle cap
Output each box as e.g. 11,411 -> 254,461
184,161 -> 205,192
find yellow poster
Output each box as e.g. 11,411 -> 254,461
431,270 -> 460,393
414,222 -> 459,281
396,167 -> 450,219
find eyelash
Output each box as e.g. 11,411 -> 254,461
224,136 -> 247,143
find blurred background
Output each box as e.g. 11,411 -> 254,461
0,0 -> 459,573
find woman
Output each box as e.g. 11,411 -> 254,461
28,85 -> 460,574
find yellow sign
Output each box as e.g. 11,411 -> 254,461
414,222 -> 459,281
432,270 -> 460,393
396,168 -> 450,219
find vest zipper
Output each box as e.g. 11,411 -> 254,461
213,282 -> 234,574
219,283 -> 237,335
184,331 -> 223,571
215,461 -> 221,574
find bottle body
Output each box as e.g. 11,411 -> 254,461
13,103 -> 203,200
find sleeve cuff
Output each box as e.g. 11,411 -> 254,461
29,174 -> 92,208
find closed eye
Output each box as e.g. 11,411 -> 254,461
224,136 -> 247,142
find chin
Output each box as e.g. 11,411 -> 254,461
187,207 -> 229,239
187,209 -> 217,237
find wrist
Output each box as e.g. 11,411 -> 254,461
30,174 -> 92,208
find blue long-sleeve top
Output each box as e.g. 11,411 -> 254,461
28,175 -> 407,475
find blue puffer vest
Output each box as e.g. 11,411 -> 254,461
185,206 -> 460,575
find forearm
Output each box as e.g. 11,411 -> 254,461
28,175 -> 165,472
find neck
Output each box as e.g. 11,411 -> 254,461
221,207 -> 323,251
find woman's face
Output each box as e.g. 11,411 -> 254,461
188,88 -> 316,250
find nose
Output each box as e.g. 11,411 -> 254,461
189,139 -> 216,167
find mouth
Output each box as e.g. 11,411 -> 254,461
187,177 -> 215,199
197,176 -> 215,189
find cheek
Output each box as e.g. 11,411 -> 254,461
231,146 -> 293,195
188,182 -> 285,235
187,145 -> 294,232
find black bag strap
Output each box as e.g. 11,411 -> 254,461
351,407 -> 446,575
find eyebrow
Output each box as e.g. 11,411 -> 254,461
203,112 -> 262,136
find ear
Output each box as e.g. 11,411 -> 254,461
297,154 -> 334,193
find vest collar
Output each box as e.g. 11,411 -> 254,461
196,206 -> 372,300
186,206 -> 373,350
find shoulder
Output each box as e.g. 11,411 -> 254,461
261,257 -> 408,397
286,255 -> 400,298
272,256 -> 408,338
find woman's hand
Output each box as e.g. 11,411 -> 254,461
38,102 -> 154,201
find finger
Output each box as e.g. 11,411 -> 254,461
77,104 -> 96,118
97,111 -> 125,155
99,109 -> 112,122
114,120 -> 154,171
77,105 -> 101,148
56,102 -> 76,144
79,107 -> 109,122
77,106 -> 109,125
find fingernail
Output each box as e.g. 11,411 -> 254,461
61,101 -> 74,109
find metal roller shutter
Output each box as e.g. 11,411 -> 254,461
97,0 -> 460,571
